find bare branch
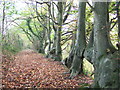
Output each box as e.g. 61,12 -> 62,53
87,2 -> 94,10
63,20 -> 76,25
110,21 -> 117,31
13,22 -> 34,43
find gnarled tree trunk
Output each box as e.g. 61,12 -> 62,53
92,2 -> 119,88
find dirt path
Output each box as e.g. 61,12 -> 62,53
2,50 -> 93,88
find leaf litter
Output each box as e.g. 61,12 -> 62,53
2,50 -> 93,88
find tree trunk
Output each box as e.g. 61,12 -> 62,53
55,2 -> 63,61
64,26 -> 77,68
69,2 -> 86,79
84,30 -> 94,64
2,1 -> 5,39
92,2 -> 119,88
116,2 -> 120,40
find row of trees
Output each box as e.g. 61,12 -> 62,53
1,0 -> 120,88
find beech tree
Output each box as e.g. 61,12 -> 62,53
68,1 -> 86,78
55,2 -> 63,61
64,1 -> 120,88
92,2 -> 119,88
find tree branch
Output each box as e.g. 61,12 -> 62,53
87,2 -> 94,10
13,22 -> 34,43
63,2 -> 72,23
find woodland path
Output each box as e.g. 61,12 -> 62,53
2,49 -> 93,88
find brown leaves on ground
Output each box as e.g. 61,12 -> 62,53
2,50 -> 93,88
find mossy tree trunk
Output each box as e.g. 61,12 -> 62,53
92,2 -> 119,88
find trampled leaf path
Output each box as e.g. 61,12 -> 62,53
2,50 -> 93,88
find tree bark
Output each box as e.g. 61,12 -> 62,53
84,30 -> 94,64
69,2 -> 86,79
55,2 -> 63,61
92,2 -> 119,88
116,2 -> 120,40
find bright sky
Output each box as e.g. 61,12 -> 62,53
15,1 -> 27,11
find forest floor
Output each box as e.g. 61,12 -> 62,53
2,49 -> 93,88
